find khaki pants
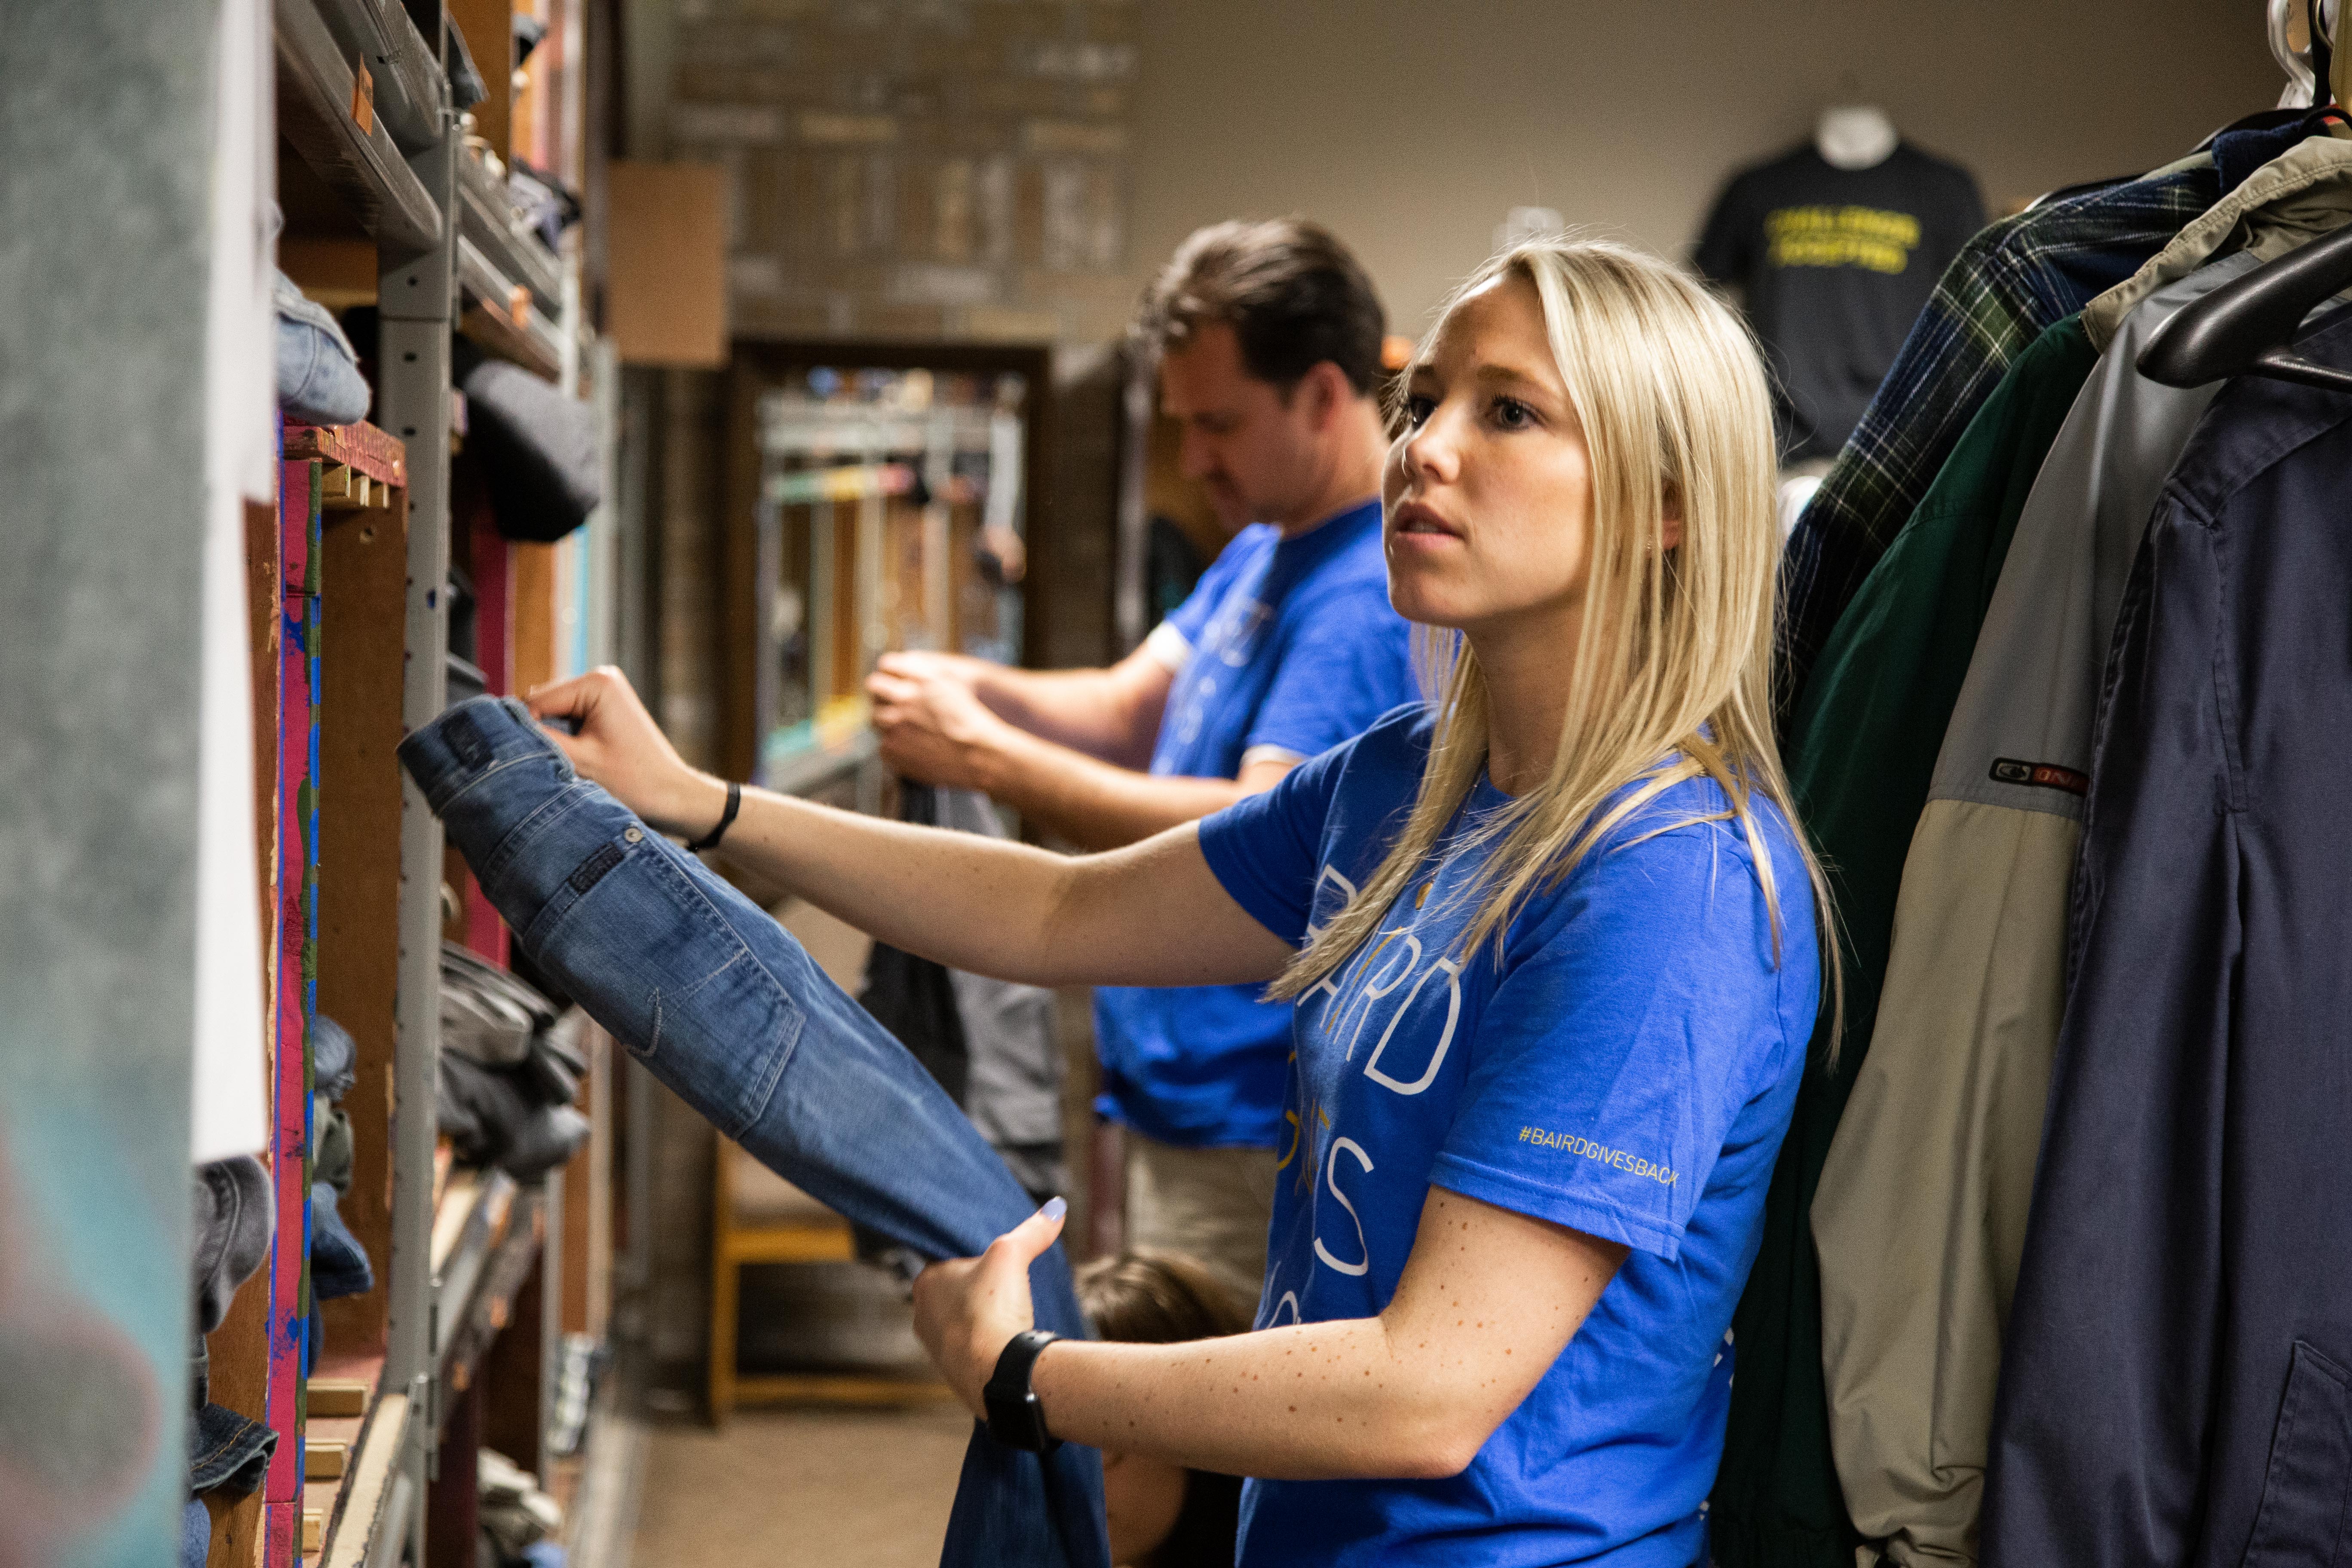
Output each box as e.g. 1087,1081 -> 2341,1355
1123,1130 -> 1279,1314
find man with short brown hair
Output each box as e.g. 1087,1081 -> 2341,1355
866,219 -> 1413,1306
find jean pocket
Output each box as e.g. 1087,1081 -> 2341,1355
524,837 -> 804,1141
2241,1340 -> 2352,1568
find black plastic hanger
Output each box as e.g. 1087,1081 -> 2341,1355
2139,3 -> 2352,393
2137,221 -> 2352,395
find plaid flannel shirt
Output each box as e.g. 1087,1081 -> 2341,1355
1777,162 -> 2219,717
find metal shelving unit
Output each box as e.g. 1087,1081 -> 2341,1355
274,0 -> 444,256
255,3 -> 463,1563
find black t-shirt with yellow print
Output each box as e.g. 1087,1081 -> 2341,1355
1696,141 -> 1984,461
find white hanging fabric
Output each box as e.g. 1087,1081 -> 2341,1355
191,0 -> 276,1162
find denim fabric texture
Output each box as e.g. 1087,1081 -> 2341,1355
182,1497 -> 209,1568
272,270 -> 371,427
310,1182 -> 375,1300
399,697 -> 1108,1568
190,1400 -> 276,1496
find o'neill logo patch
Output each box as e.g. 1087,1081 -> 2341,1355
1990,757 -> 2089,796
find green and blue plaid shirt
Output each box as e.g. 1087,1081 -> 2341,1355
1776,162 -> 2220,717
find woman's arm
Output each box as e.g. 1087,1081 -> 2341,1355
525,668 -> 1294,989
914,1187 -> 1628,1481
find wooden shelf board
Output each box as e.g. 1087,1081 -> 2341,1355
430,1169 -> 484,1275
300,1351 -> 392,1568
721,1225 -> 857,1265
315,1387 -> 411,1568
285,422 -> 408,488
727,1372 -> 956,1408
437,1186 -> 545,1398
456,147 -> 562,310
459,300 -> 562,383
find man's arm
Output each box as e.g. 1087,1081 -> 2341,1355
872,642 -> 1175,769
974,733 -> 1295,851
870,648 -> 1292,849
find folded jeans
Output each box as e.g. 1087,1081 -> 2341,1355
190,1400 -> 275,1498
310,1182 -> 376,1301
273,270 -> 371,428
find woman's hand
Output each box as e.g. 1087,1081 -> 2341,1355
910,1197 -> 1067,1417
525,666 -> 729,840
867,652 -> 1020,793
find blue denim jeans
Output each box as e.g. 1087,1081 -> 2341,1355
399,698 -> 1108,1568
310,1182 -> 375,1301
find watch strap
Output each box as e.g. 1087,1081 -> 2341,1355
983,1329 -> 1061,1453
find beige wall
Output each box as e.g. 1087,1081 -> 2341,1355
1126,0 -> 2289,336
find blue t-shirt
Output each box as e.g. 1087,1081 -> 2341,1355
1094,499 -> 1414,1149
1197,707 -> 1820,1567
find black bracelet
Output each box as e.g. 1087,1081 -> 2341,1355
683,781 -> 741,852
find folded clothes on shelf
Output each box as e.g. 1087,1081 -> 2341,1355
313,1103 -> 353,1194
479,1447 -> 564,1565
437,944 -> 593,1179
445,14 -> 486,113
308,1014 -> 374,1300
455,341 -> 602,544
437,1050 -> 591,1181
444,943 -> 559,1068
273,269 -> 370,428
309,1182 -> 374,1301
181,1496 -> 208,1568
188,1397 -> 274,1498
311,1013 -> 357,1100
192,1156 -> 272,1337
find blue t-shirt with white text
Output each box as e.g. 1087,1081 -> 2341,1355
1093,500 -> 1414,1148
1197,706 -> 1819,1567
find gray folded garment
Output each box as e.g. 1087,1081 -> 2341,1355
192,1156 -> 273,1336
441,943 -> 557,1067
437,1051 -> 590,1181
312,1013 -> 358,1100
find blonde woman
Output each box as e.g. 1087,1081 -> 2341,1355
532,237 -> 1831,1566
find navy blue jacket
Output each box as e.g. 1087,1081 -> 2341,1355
1984,306 -> 2352,1566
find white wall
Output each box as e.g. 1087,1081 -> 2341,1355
1126,0 -> 2289,334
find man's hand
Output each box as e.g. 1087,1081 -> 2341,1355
868,653 -> 1020,792
911,1198 -> 1067,1418
525,666 -> 728,839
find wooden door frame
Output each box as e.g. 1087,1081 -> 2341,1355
717,337 -> 1056,786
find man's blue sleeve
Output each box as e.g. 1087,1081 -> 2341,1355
1158,526 -> 1269,657
1241,582 -> 1417,763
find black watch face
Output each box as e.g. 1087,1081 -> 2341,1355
988,1389 -> 1049,1451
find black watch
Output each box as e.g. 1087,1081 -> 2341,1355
982,1329 -> 1062,1453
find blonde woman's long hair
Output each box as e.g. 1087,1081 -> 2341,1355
1267,238 -> 1841,1051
